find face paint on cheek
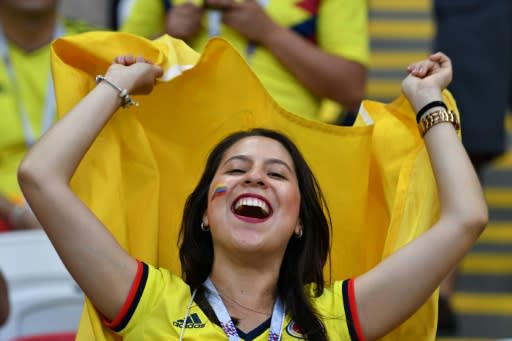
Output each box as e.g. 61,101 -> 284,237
211,183 -> 228,201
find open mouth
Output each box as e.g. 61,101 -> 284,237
232,195 -> 272,220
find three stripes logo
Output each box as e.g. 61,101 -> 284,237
173,313 -> 206,328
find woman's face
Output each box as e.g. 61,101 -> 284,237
204,136 -> 302,257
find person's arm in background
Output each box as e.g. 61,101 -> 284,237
0,194 -> 41,230
0,271 -> 9,326
207,0 -> 368,112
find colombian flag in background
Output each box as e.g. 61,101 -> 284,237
51,31 -> 458,340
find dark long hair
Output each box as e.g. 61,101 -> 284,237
179,128 -> 331,340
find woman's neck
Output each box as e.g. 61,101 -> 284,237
210,257 -> 281,332
0,8 -> 57,52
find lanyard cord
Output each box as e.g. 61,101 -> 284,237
179,287 -> 198,341
180,278 -> 285,341
204,278 -> 285,341
0,23 -> 64,147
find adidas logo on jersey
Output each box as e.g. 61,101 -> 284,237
173,313 -> 206,328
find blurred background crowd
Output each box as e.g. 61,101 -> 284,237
0,0 -> 511,340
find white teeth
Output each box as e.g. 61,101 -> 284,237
235,198 -> 269,215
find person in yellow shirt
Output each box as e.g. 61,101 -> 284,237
18,51 -> 487,340
119,0 -> 369,123
0,0 -> 93,231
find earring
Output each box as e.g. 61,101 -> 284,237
295,229 -> 303,239
201,222 -> 209,232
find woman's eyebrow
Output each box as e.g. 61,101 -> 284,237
222,155 -> 293,173
222,155 -> 251,166
264,159 -> 293,173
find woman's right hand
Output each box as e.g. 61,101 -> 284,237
105,55 -> 164,96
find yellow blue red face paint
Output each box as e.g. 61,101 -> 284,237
212,183 -> 228,200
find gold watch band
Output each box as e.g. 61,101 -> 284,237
418,109 -> 460,137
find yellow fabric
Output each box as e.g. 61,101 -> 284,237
50,31 -> 457,341
0,18 -> 96,201
116,263 -> 352,340
121,0 -> 369,120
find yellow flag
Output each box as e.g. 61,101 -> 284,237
51,31 -> 458,340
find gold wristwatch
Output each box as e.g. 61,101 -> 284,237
418,109 -> 460,137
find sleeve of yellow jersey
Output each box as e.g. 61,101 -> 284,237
103,262 -> 190,339
307,280 -> 365,340
317,0 -> 370,67
316,0 -> 370,123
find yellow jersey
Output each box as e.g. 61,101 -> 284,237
106,262 -> 363,340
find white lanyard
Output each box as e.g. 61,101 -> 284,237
0,23 -> 64,147
201,277 -> 286,341
207,0 -> 269,59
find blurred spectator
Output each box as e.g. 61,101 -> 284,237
0,0 -> 94,231
110,0 -> 136,30
0,270 -> 8,326
433,0 -> 512,335
118,0 -> 369,123
434,0 -> 511,177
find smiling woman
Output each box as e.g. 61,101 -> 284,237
17,52 -> 487,340
180,130 -> 328,338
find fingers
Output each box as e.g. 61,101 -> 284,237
406,60 -> 436,78
114,55 -> 156,65
112,55 -> 163,80
114,55 -> 133,65
153,65 -> 164,78
136,56 -> 155,64
429,51 -> 451,69
204,0 -> 235,10
178,1 -> 202,12
407,52 -> 450,78
114,55 -> 140,65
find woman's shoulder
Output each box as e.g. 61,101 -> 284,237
305,280 -> 353,314
305,279 -> 348,297
143,261 -> 188,288
303,280 -> 358,339
111,262 -> 194,335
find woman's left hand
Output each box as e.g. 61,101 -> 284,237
401,52 -> 453,112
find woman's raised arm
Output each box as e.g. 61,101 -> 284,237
353,52 -> 488,340
18,56 -> 163,322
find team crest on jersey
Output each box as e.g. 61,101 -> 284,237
172,313 -> 206,328
286,321 -> 305,339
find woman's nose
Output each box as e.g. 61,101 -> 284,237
243,170 -> 266,187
